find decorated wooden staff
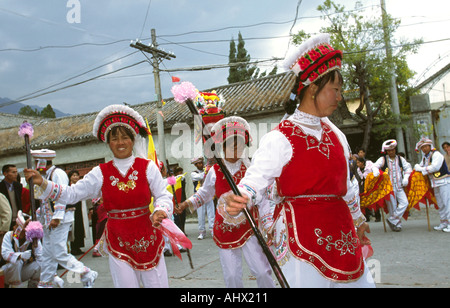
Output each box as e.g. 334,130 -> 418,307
166,161 -> 194,269
18,121 -> 43,247
171,82 -> 289,288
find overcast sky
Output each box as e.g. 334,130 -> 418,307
1,0 -> 449,115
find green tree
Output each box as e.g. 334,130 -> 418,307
18,105 -> 40,117
227,32 -> 257,84
40,104 -> 56,118
18,104 -> 56,118
293,0 -> 422,150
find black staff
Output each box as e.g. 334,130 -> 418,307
18,121 -> 37,221
184,99 -> 289,288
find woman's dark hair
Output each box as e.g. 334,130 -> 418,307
106,126 -> 135,144
284,69 -> 343,115
356,156 -> 366,164
68,170 -> 80,179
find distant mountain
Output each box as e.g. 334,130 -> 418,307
0,97 -> 71,118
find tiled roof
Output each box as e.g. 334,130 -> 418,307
0,72 -> 354,156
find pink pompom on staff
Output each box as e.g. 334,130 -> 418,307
171,81 -> 198,104
18,121 -> 34,138
25,221 -> 44,242
167,175 -> 176,186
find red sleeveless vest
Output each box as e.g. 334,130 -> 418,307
275,120 -> 364,282
100,157 -> 164,270
213,162 -> 258,249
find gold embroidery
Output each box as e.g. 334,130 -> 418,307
118,236 -> 151,253
110,170 -> 138,193
315,228 -> 358,256
117,180 -> 136,192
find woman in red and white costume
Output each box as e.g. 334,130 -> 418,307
176,116 -> 275,288
25,104 -> 173,288
225,34 -> 375,288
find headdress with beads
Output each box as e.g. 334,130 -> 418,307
283,33 -> 343,96
93,104 -> 150,159
211,116 -> 252,147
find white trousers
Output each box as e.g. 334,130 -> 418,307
2,259 -> 40,288
108,254 -> 169,288
40,222 -> 89,284
219,235 -> 275,288
197,200 -> 215,234
386,187 -> 408,227
281,256 -> 375,288
434,183 -> 450,225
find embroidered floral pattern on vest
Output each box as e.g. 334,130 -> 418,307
110,170 -> 139,193
315,228 -> 359,256
279,120 -> 334,159
118,236 -> 152,253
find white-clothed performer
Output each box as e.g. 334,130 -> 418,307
190,157 -> 215,240
372,140 -> 412,231
30,149 -> 97,288
25,105 -> 173,288
415,138 -> 450,232
224,34 -> 375,288
1,211 -> 42,288
177,116 -> 275,288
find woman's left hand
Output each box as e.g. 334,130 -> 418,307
356,222 -> 371,246
151,210 -> 167,227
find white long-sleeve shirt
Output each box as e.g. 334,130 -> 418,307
419,150 -> 450,188
372,155 -> 412,189
35,156 -> 173,218
36,165 -> 71,226
1,231 -> 43,265
237,109 -> 365,226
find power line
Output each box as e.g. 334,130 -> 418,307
13,51 -> 139,101
0,60 -> 147,108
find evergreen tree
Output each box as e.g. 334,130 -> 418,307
228,32 -> 279,83
18,105 -> 40,117
227,32 -> 257,84
40,104 -> 56,118
227,37 -> 238,84
18,104 -> 56,118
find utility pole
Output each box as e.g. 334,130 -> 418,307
130,28 -> 176,165
380,0 -> 405,154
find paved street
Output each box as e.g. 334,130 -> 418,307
60,205 -> 450,288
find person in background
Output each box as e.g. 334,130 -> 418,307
1,211 -> 42,288
91,197 -> 106,258
67,170 -> 85,255
29,149 -> 97,288
442,141 -> 450,167
415,138 -> 450,232
190,157 -> 215,240
372,140 -> 412,231
173,166 -> 187,234
0,165 -> 23,230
